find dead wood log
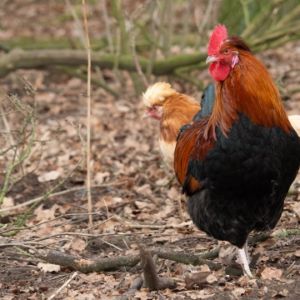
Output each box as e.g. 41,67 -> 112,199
34,249 -> 140,273
0,48 -> 204,78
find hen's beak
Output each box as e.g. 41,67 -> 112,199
143,108 -> 150,119
206,55 -> 218,64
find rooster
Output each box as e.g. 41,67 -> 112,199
143,82 -> 200,166
174,25 -> 300,277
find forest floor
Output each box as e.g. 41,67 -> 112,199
0,1 -> 300,299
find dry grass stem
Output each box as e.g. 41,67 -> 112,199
82,0 -> 93,227
48,271 -> 78,300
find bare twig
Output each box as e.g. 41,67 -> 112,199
159,0 -> 173,56
124,221 -> 192,230
65,0 -> 85,47
0,95 -> 36,204
139,245 -> 176,291
240,0 -> 250,27
0,211 -> 110,235
101,0 -> 114,53
130,32 -> 148,87
111,0 -> 129,54
195,0 -> 215,35
139,245 -> 160,290
82,0 -> 93,228
145,1 -> 158,82
48,271 -> 78,300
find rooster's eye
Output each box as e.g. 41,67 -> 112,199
223,49 -> 229,55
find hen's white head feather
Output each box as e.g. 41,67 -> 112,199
143,82 -> 176,107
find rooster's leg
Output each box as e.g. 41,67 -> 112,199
244,239 -> 251,263
237,247 -> 253,278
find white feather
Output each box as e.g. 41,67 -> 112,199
143,82 -> 176,107
288,115 -> 300,136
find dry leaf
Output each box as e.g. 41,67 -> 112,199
206,274 -> 218,284
219,244 -> 236,265
232,287 -> 246,298
94,172 -> 110,184
69,237 -> 86,252
291,202 -> 300,219
38,170 -> 61,182
185,271 -> 210,289
155,178 -> 169,186
294,250 -> 300,257
261,267 -> 283,280
34,204 -> 60,222
276,289 -> 289,297
190,289 -> 215,299
1,197 -> 14,209
37,262 -> 60,273
199,264 -> 211,273
76,294 -> 96,300
167,187 -> 180,200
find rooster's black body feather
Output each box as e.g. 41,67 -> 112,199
186,114 -> 300,247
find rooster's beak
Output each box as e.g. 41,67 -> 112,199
206,55 -> 218,64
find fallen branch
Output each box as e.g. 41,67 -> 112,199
2,228 -> 299,274
34,249 -> 140,273
0,48 -> 204,78
153,249 -> 221,271
2,245 -> 220,273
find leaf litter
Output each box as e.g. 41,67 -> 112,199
0,1 -> 300,300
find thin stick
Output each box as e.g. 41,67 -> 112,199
101,0 -> 114,53
0,211 -> 112,235
0,181 -> 127,213
65,0 -> 85,47
82,0 -> 93,227
130,31 -> 148,87
48,271 -> 78,300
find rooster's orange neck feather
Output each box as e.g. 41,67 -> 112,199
206,51 -> 291,139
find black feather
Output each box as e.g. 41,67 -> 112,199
186,114 -> 300,248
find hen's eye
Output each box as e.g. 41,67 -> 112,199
223,49 -> 229,54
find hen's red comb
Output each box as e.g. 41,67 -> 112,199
208,24 -> 228,55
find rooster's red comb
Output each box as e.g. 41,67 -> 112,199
208,24 -> 228,55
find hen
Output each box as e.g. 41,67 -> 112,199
174,25 -> 300,277
143,82 -> 200,166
